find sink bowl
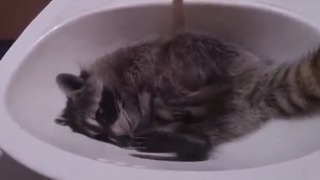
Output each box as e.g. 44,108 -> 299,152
1,0 -> 320,173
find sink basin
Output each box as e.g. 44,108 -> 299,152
2,0 -> 320,172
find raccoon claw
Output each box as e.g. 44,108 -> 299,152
131,131 -> 175,153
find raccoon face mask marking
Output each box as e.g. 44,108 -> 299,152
56,72 -> 135,146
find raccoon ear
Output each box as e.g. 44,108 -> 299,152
56,73 -> 84,97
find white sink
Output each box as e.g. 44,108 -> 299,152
1,0 -> 320,179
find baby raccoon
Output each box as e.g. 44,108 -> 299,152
56,0 -> 320,162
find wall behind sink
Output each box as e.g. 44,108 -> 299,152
0,0 -> 51,39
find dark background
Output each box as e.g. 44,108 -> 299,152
0,0 -> 51,59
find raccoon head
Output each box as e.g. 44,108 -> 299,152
55,71 -> 132,146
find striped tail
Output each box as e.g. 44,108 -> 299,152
255,48 -> 320,116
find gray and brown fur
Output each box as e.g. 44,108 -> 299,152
138,48 -> 320,161
55,0 -> 320,161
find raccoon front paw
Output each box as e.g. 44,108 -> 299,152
131,130 -> 211,161
131,130 -> 178,153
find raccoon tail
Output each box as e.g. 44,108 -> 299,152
256,48 -> 320,116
